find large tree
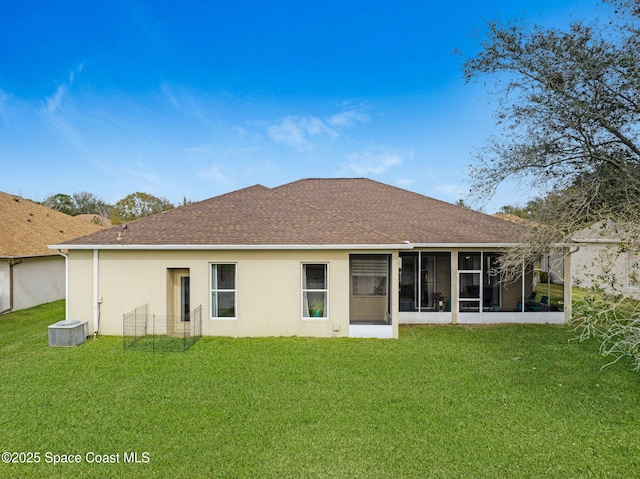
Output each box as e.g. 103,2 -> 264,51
42,193 -> 77,216
465,0 -> 640,215
42,191 -> 112,219
110,192 -> 174,225
72,191 -> 112,218
465,0 -> 640,368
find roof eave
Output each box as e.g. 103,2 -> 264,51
1,253 -> 60,259
410,242 -> 523,248
49,243 -> 413,251
51,241 -> 580,251
412,241 -> 579,249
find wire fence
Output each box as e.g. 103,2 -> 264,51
123,304 -> 202,352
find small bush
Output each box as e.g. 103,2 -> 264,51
537,270 -> 549,284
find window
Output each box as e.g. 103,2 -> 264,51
459,252 -> 481,271
458,252 -> 502,312
399,252 -> 452,312
483,253 -> 501,309
458,253 -> 481,312
181,276 -> 190,322
211,263 -> 236,318
302,264 -> 327,318
351,256 -> 388,296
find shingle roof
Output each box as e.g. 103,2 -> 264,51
275,179 -> 524,244
55,179 -> 525,248
0,191 -> 103,257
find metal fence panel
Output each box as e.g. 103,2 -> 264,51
123,304 -> 202,352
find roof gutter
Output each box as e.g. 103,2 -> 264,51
49,243 -> 416,251
1,253 -> 59,259
49,241 -> 587,253
410,242 -> 524,249
50,241 -> 579,251
573,238 -> 620,244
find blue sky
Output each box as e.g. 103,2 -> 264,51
0,0 -> 615,213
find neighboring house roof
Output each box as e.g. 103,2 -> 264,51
76,214 -> 112,227
0,191 -> 103,257
54,178 -> 525,248
492,213 -> 535,226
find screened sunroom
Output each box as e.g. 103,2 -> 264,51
398,250 -> 566,325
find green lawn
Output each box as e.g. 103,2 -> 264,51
1,301 -> 639,478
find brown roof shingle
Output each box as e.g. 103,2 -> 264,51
0,191 -> 103,257
275,179 -> 524,244
56,179 -> 525,248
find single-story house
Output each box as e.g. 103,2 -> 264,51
51,179 -> 571,339
0,191 -> 103,315
570,221 -> 640,300
494,213 -> 567,285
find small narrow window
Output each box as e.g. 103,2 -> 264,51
181,276 -> 190,322
302,264 -> 328,318
211,263 -> 236,318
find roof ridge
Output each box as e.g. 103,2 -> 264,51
278,177 -> 474,210
271,181 -> 406,244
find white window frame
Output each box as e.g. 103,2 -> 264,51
301,263 -> 328,320
210,263 -> 237,320
458,252 -> 482,312
457,252 -> 503,312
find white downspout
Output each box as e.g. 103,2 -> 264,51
56,250 -> 69,320
93,249 -> 99,336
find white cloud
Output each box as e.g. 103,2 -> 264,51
327,109 -> 370,127
46,84 -> 67,115
184,146 -> 214,155
232,125 -> 249,137
198,163 -> 227,182
265,108 -> 368,150
123,161 -> 165,186
161,82 -> 181,110
305,117 -> 336,138
339,147 -> 410,176
267,116 -> 337,149
44,63 -> 84,116
430,183 -> 469,201
160,83 -> 213,127
0,89 -> 9,124
68,63 -> 84,83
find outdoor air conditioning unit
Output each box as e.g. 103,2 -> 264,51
48,320 -> 89,347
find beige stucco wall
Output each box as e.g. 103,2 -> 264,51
572,242 -> 640,300
0,256 -> 65,313
67,249 -> 392,338
0,262 -> 10,312
67,250 -> 96,327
